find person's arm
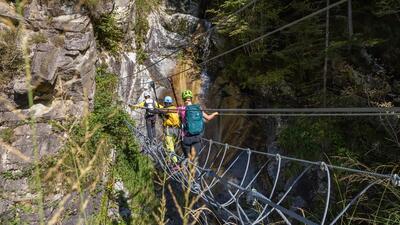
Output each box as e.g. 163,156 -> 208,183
203,111 -> 218,122
156,104 -> 166,115
130,101 -> 145,110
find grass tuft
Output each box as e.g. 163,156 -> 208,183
0,28 -> 24,87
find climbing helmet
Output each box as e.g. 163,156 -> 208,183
181,90 -> 193,100
164,96 -> 173,104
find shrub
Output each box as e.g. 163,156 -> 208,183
42,66 -> 157,224
278,118 -> 347,160
93,14 -> 124,54
0,127 -> 14,144
29,32 -> 47,45
92,66 -> 157,224
0,29 -> 24,87
134,0 -> 161,63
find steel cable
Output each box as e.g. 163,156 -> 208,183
124,119 -> 399,225
204,138 -> 395,180
135,106 -> 400,113
132,0 -> 349,85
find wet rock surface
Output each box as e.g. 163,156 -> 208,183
101,0 -> 207,122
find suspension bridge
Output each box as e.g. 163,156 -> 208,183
120,0 -> 400,224
124,119 -> 399,225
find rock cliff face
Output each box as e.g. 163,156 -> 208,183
0,0 -> 97,222
99,0 -> 207,124
0,0 -> 207,223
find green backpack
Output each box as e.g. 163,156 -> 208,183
184,104 -> 204,135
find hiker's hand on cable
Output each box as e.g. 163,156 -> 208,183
130,105 -> 139,110
154,109 -> 163,114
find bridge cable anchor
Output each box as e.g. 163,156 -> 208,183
320,161 -> 327,171
391,174 -> 400,187
275,154 -> 281,161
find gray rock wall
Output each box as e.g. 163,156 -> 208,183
101,0 -> 205,120
0,0 -> 97,223
0,0 -> 207,223
25,1 -> 97,107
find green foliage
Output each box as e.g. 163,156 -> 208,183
95,181 -> 112,224
278,115 -> 400,164
374,0 -> 400,16
206,0 -> 400,223
0,167 -> 33,180
209,0 -> 400,107
92,66 -> 157,224
93,14 -> 124,53
209,0 -> 400,162
208,0 -> 283,42
82,0 -> 98,8
134,0 -> 160,64
277,116 -> 400,223
40,66 -> 157,224
0,29 -> 24,87
208,0 -> 252,38
29,32 -> 47,45
0,201 -> 34,225
136,48 -> 148,65
208,0 -> 326,101
0,127 -> 14,144
278,118 -> 347,160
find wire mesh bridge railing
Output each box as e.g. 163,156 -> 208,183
124,120 -> 399,225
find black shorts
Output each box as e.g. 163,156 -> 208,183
182,135 -> 202,158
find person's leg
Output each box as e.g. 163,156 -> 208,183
165,136 -> 177,161
192,141 -> 201,158
171,128 -> 179,163
189,145 -> 197,162
182,136 -> 199,162
191,136 -> 203,181
182,136 -> 190,158
151,118 -> 156,139
164,127 -> 178,163
189,135 -> 202,159
145,118 -> 152,140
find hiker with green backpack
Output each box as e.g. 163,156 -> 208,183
178,90 -> 218,161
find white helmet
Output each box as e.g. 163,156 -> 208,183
143,91 -> 151,97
